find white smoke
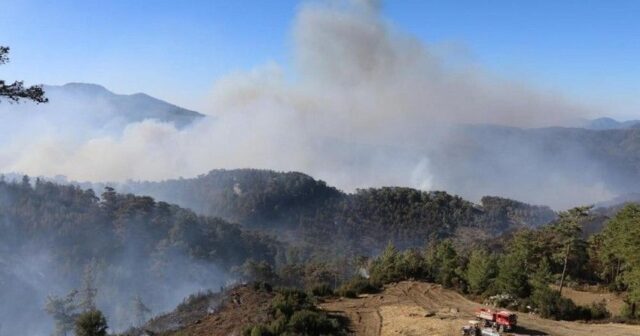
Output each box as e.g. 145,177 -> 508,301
0,0 -> 608,207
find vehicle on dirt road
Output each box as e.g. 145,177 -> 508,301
475,308 -> 517,332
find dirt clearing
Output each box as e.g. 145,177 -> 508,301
550,285 -> 625,316
320,281 -> 640,336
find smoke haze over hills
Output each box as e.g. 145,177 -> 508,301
0,0 -> 635,209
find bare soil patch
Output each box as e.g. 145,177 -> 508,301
321,281 -> 640,336
551,285 -> 625,316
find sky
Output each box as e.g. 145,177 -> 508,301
1,0 -> 639,119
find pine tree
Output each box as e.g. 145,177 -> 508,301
44,290 -> 79,336
0,46 -> 47,103
466,249 -> 497,295
552,206 -> 590,295
425,240 -> 459,288
601,204 -> 640,317
495,252 -> 530,298
369,242 -> 400,284
74,310 -> 108,336
530,257 -> 553,289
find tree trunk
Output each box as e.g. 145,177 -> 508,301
559,243 -> 570,296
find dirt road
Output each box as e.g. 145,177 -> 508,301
320,281 -> 640,336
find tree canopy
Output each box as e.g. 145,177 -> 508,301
0,46 -> 48,103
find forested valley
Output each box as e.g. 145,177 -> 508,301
1,170 -> 639,335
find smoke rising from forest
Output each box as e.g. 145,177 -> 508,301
0,177 -> 258,335
0,2 -> 635,335
0,0 -> 614,209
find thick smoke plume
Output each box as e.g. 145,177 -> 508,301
0,0 -> 609,208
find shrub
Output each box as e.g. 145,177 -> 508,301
245,287 -> 345,335
288,309 -> 341,335
485,293 -> 519,309
310,283 -> 333,297
74,310 -> 108,336
271,289 -> 312,318
531,287 -> 589,320
589,300 -> 611,320
621,302 -> 640,319
243,324 -> 272,336
252,281 -> 273,292
336,276 -> 379,298
268,315 -> 288,334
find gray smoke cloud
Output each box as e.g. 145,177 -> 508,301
0,0 -> 611,208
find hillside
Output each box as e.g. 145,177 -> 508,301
123,285 -> 276,336
0,177 -> 279,335
2,173 -> 638,335
132,281 -> 640,336
117,169 -> 556,253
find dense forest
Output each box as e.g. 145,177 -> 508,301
0,176 -> 280,335
2,171 -> 638,335
118,169 -> 556,254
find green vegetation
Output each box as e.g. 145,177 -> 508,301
243,288 -> 345,336
299,204 -> 640,322
466,249 -> 498,295
336,276 -> 378,298
125,169 -> 557,254
45,290 -> 80,336
0,46 -> 48,103
74,310 -> 108,336
4,171 -> 640,333
597,204 -> 640,317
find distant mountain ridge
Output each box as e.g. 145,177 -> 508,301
584,117 -> 640,130
0,82 -> 203,132
40,82 -> 204,127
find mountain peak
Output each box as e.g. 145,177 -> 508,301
19,82 -> 204,127
59,82 -> 111,95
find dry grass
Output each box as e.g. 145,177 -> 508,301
551,285 -> 625,316
321,281 -> 640,336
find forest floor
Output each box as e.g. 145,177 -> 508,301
320,281 -> 640,336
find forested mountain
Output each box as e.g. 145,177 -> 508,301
478,196 -> 557,232
0,177 -> 279,335
120,169 -> 343,227
116,169 -> 556,253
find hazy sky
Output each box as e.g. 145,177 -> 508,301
1,0 -> 639,118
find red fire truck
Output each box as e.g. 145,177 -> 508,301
475,308 -> 517,332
